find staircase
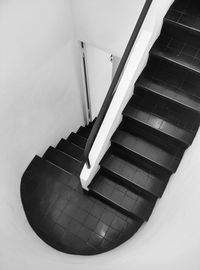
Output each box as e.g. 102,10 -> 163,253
21,0 -> 200,255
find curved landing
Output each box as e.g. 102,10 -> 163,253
21,156 -> 141,255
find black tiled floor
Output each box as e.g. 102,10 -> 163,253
21,156 -> 141,255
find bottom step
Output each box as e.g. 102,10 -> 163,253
89,173 -> 155,221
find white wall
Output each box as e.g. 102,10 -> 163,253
71,0 -> 146,57
1,0 -> 200,270
0,0 -> 85,175
0,0 -> 85,268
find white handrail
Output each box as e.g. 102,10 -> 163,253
80,29 -> 153,190
80,0 -> 175,190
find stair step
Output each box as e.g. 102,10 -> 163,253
171,0 -> 198,15
166,3 -> 200,37
136,55 -> 200,112
112,129 -> 180,174
101,153 -> 166,198
163,17 -> 200,46
123,105 -> 193,146
56,139 -> 84,161
151,36 -> 200,76
67,132 -> 87,149
43,146 -> 83,175
136,78 -> 200,114
77,126 -> 91,139
132,90 -> 199,134
89,173 -> 155,221
21,155 -> 73,199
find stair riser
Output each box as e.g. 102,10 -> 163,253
150,51 -> 200,79
43,150 -> 83,176
132,94 -> 200,135
56,141 -> 84,162
162,19 -> 200,47
67,137 -> 86,149
141,55 -> 200,101
100,167 -> 162,199
121,117 -> 187,155
77,127 -> 91,139
89,189 -> 146,222
171,0 -> 194,13
111,142 -> 172,180
43,159 -> 82,176
135,85 -> 200,115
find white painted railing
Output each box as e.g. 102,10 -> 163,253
80,29 -> 153,190
80,0 -> 175,190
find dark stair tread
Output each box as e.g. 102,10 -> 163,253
43,146 -> 83,175
77,126 -> 91,139
165,7 -> 200,35
136,78 -> 200,113
112,129 -> 180,173
171,0 -> 200,15
137,54 -> 200,111
132,90 -> 199,134
123,105 -> 194,146
56,139 -> 84,161
21,155 -> 73,196
89,173 -> 155,221
67,132 -> 87,149
151,38 -> 200,76
101,153 -> 166,198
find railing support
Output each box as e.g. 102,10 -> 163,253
83,0 -> 153,171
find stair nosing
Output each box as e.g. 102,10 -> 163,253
45,146 -> 83,165
69,132 -> 87,141
67,132 -> 87,149
123,106 -> 192,145
101,164 -> 163,198
164,16 -> 200,36
112,132 -> 180,173
90,185 -> 152,221
59,138 -> 84,152
136,82 -> 200,114
39,156 -> 74,176
151,45 -> 200,77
